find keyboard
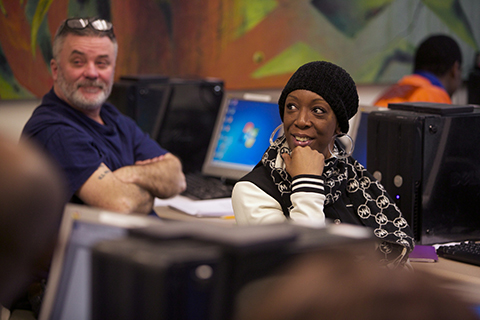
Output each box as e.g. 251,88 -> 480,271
436,241 -> 480,266
181,172 -> 234,200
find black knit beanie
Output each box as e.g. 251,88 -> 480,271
278,61 -> 359,133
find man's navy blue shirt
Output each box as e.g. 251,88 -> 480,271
22,89 -> 167,203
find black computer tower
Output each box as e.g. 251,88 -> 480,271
91,223 -> 375,320
367,102 -> 480,245
468,69 -> 480,104
91,236 -> 221,320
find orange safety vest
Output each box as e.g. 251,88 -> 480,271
374,74 -> 451,107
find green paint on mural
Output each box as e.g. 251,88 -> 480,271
69,0 -> 97,17
0,44 -> 34,99
311,0 -> 395,38
422,0 -> 479,50
0,77 -> 35,100
355,38 -> 415,83
68,0 -> 109,20
251,42 -> 325,79
0,0 -> 6,16
30,0 -> 54,57
26,0 -> 54,65
235,0 -> 277,38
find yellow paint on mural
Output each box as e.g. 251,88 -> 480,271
234,0 -> 277,38
251,42 -> 325,79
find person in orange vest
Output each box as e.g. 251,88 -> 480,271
374,34 -> 462,107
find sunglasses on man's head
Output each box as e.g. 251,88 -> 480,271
64,18 -> 113,32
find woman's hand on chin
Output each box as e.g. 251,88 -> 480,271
282,146 -> 325,178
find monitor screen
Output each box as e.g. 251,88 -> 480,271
109,76 -> 224,174
108,76 -> 171,138
154,78 -> 224,173
47,221 -> 126,320
39,204 -> 161,320
202,92 -> 282,181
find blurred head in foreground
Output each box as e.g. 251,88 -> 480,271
235,249 -> 478,320
0,134 -> 66,306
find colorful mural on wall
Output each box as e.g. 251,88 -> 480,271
0,0 -> 479,100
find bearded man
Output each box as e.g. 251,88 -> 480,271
22,18 -> 186,215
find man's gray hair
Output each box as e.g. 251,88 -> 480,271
52,19 -> 118,62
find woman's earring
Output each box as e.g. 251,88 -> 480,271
329,133 -> 354,159
269,124 -> 284,145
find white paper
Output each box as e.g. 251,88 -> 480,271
155,196 -> 234,217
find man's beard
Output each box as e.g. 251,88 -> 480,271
56,67 -> 113,111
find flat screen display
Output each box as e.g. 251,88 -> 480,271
202,93 -> 282,180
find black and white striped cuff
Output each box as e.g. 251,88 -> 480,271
291,175 -> 324,194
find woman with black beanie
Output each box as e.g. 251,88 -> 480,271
232,61 -> 415,268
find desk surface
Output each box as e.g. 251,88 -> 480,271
411,257 -> 480,305
155,202 -> 480,306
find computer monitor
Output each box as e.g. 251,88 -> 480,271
108,75 -> 171,138
154,78 -> 224,173
38,204 -> 163,320
109,76 -> 225,174
201,92 -> 283,181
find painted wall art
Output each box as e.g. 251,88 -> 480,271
0,0 -> 479,99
